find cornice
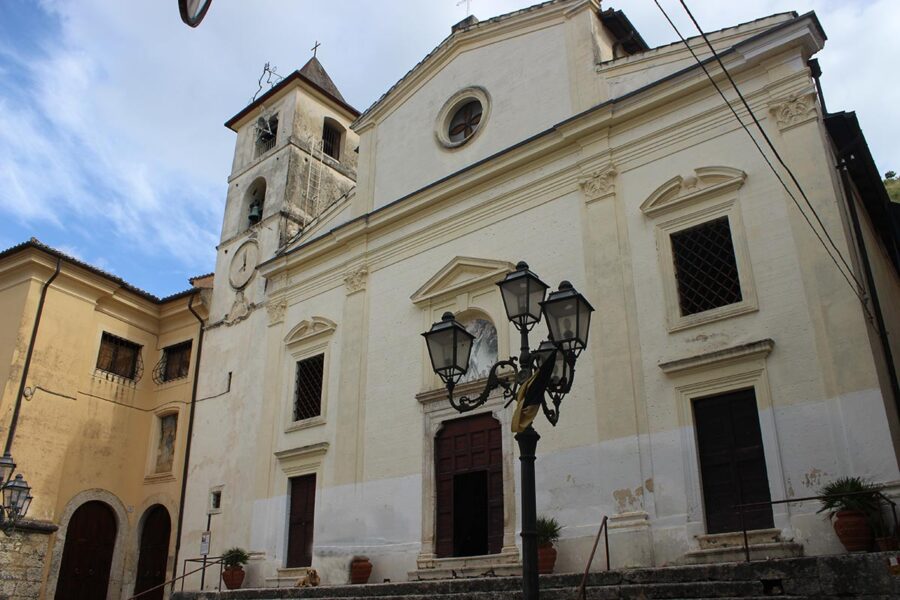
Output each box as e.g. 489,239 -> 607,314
659,339 -> 775,374
260,14 -> 822,289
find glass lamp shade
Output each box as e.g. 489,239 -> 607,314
541,281 -> 594,352
422,312 -> 475,382
3,474 -> 31,517
534,341 -> 566,385
497,261 -> 549,327
0,452 -> 15,487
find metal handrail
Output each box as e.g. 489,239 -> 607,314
126,556 -> 223,599
575,515 -> 610,600
733,489 -> 898,562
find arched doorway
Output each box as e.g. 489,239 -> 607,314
435,413 -> 503,557
133,505 -> 171,600
55,500 -> 117,600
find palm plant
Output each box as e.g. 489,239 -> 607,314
536,515 -> 562,546
817,476 -> 880,520
222,547 -> 250,568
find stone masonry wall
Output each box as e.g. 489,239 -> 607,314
0,521 -> 56,600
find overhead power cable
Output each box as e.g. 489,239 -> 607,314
651,0 -> 873,322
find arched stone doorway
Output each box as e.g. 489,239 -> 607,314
54,500 -> 117,600
133,505 -> 171,600
435,413 -> 503,557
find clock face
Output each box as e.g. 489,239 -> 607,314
228,241 -> 259,290
179,0 -> 212,27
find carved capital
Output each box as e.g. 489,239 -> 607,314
579,165 -> 617,203
267,298 -> 287,326
344,264 -> 368,295
769,91 -> 817,132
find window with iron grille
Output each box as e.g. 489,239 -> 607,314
96,332 -> 143,380
671,216 -> 743,316
294,354 -> 325,421
322,122 -> 341,160
152,341 -> 192,384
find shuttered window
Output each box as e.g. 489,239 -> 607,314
96,332 -> 142,380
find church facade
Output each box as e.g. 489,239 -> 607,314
178,0 -> 900,589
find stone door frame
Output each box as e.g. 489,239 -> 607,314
416,382 -> 520,571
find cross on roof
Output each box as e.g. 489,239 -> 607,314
311,41 -> 321,58
457,0 -> 473,16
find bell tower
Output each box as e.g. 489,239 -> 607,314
208,56 -> 360,322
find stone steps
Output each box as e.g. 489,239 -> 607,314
172,552 -> 900,599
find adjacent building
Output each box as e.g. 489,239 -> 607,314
0,240 -> 207,599
177,0 -> 900,590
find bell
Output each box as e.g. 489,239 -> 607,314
248,201 -> 262,224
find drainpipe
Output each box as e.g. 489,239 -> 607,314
836,159 -> 900,445
171,290 -> 205,587
4,257 -> 61,454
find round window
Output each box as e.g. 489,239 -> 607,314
448,100 -> 483,143
435,87 -> 491,149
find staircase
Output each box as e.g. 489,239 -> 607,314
172,552 -> 900,599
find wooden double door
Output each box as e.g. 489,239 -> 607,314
287,474 -> 317,568
694,389 -> 774,534
55,501 -> 117,600
435,413 -> 504,558
133,505 -> 171,600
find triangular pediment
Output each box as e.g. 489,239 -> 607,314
640,166 -> 746,217
411,257 -> 515,305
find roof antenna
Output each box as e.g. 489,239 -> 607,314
251,62 -> 284,102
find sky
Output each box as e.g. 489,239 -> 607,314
0,0 -> 897,297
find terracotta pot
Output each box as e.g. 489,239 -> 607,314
350,557 -> 372,584
537,544 -> 557,575
876,536 -> 899,551
833,510 -> 873,552
222,565 -> 245,590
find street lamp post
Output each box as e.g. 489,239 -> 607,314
0,451 -> 33,535
422,261 -> 593,600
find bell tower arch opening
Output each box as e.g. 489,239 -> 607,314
245,177 -> 267,227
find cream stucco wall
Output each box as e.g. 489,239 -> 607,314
180,3 -> 900,590
0,247 -> 204,599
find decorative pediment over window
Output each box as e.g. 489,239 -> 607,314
284,316 -> 337,345
640,166 -> 747,218
411,257 -> 515,305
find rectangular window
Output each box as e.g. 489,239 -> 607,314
158,341 -> 192,383
96,332 -> 142,380
322,122 -> 341,160
671,216 -> 743,316
155,413 -> 178,473
293,354 -> 324,421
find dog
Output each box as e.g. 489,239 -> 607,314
295,568 -> 321,587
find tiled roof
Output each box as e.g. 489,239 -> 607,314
0,238 -> 197,304
299,56 -> 347,104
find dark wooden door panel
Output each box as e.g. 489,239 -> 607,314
134,505 -> 171,600
55,501 -> 117,600
287,474 -> 316,568
695,389 -> 774,534
435,413 -> 503,558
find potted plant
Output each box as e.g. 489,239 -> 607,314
350,555 -> 372,584
221,547 -> 250,590
536,516 -> 562,574
817,477 -> 880,552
